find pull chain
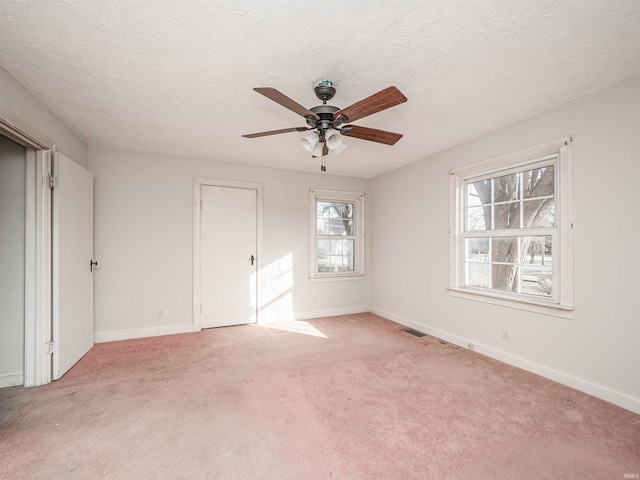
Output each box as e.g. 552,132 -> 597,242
321,155 -> 327,172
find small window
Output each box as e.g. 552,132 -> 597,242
449,138 -> 573,316
310,189 -> 364,280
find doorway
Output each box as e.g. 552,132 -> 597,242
0,106 -> 54,387
0,134 -> 26,387
193,178 -> 263,329
1,104 -> 94,387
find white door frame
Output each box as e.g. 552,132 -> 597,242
0,106 -> 54,387
193,177 -> 263,331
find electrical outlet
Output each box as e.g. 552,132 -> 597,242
502,328 -> 509,341
158,309 -> 165,319
467,343 -> 475,351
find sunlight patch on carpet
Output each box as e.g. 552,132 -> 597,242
263,321 -> 328,339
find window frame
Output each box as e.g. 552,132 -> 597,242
310,189 -> 365,282
449,137 -> 574,318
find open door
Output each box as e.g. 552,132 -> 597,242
52,152 -> 94,380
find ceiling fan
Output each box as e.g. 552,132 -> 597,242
242,80 -> 407,171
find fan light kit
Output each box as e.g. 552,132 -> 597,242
243,80 -> 407,172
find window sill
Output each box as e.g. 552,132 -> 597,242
309,273 -> 366,283
448,287 -> 574,319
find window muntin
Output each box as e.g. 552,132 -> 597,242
450,138 -> 573,314
310,190 -> 364,279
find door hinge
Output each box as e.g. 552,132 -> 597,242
48,175 -> 58,190
45,341 -> 56,355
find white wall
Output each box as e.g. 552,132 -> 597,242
370,76 -> 640,413
0,134 -> 26,386
89,147 -> 370,340
0,65 -> 88,167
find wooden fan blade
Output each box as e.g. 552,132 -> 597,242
254,88 -> 320,119
242,127 -> 308,138
341,125 -> 403,145
334,86 -> 407,123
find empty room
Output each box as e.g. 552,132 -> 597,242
1,1 -> 639,479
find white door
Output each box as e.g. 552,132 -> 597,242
201,185 -> 257,328
52,152 -> 94,379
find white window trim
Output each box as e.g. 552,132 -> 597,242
449,136 -> 574,318
310,188 -> 365,282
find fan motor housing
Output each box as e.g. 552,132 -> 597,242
310,105 -> 339,116
307,105 -> 340,129
314,85 -> 336,103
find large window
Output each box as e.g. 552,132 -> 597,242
310,189 -> 364,280
449,137 -> 573,316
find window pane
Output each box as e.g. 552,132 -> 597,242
521,266 -> 552,297
494,202 -> 520,229
523,165 -> 554,198
345,240 -> 355,271
523,236 -> 552,266
344,239 -> 354,255
493,173 -> 519,202
492,264 -> 519,292
317,201 -> 354,236
491,237 -> 518,264
318,239 -> 330,256
466,238 -> 489,262
466,262 -> 490,288
330,239 -> 343,255
331,255 -> 343,272
467,206 -> 491,231
317,218 -> 329,235
316,202 -> 329,235
317,239 -> 331,272
467,180 -> 490,207
345,255 -> 354,271
523,199 -> 555,228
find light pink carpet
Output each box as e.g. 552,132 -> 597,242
1,313 -> 639,479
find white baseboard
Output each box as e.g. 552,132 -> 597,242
94,323 -> 196,343
0,371 -> 24,388
94,306 -> 370,342
371,306 -> 640,415
293,305 -> 369,321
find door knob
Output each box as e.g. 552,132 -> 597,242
250,255 -> 255,265
90,259 -> 98,272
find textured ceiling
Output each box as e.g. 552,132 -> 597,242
1,1 -> 639,178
